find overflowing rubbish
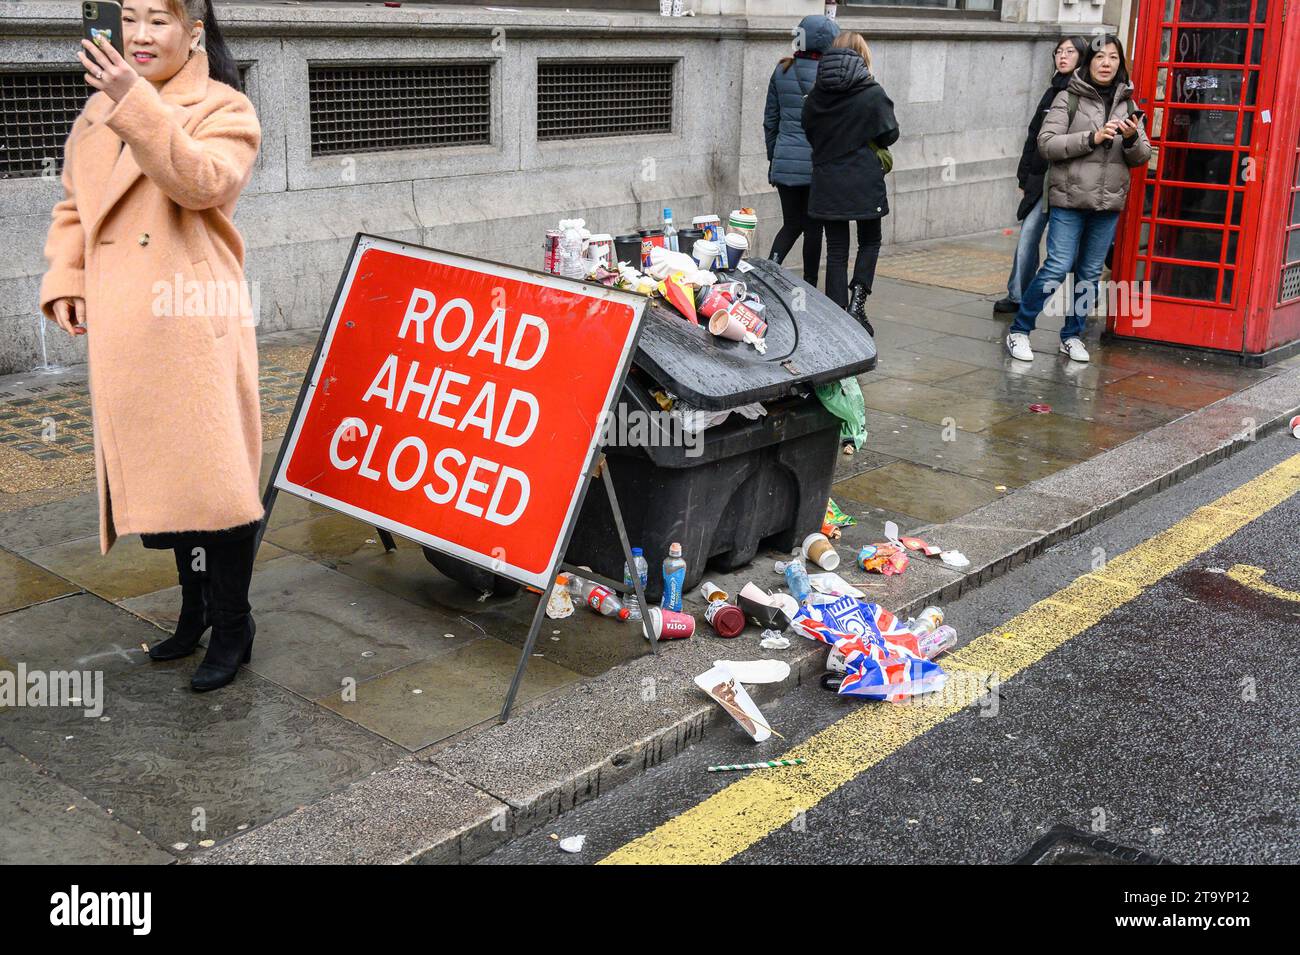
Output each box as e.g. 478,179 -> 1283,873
801,532 -> 841,571
808,572 -> 865,598
759,630 -> 791,650
661,542 -> 687,611
738,583 -> 798,629
858,543 -> 909,575
815,377 -> 868,451
545,574 -> 576,619
700,580 -> 746,638
794,595 -> 947,701
559,835 -> 586,854
622,547 -> 650,621
780,557 -> 814,603
644,606 -> 695,641
543,207 -> 766,356
695,664 -> 778,742
713,659 -> 791,684
822,499 -> 857,538
569,573 -> 631,620
707,759 -> 805,773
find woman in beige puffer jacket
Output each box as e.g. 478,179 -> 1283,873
1007,34 -> 1151,365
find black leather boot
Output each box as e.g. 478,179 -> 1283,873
148,547 -> 211,661
191,533 -> 258,693
847,283 -> 874,337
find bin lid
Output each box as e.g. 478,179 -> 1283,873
633,257 -> 876,411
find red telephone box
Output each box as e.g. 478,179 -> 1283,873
1112,0 -> 1300,362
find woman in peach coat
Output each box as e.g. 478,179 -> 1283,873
40,0 -> 262,692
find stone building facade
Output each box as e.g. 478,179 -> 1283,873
1,0 -> 1114,374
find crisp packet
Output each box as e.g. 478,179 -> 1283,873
822,498 -> 857,538
792,595 -> 946,702
858,543 -> 909,575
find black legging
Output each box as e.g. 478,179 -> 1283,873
768,185 -> 823,285
823,217 -> 883,309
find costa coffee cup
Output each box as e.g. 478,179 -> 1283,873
708,308 -> 748,342
704,599 -> 746,639
698,287 -> 732,320
645,606 -> 695,641
693,239 -> 720,270
724,233 -> 748,270
802,532 -> 840,571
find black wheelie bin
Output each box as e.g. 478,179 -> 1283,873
424,256 -> 876,596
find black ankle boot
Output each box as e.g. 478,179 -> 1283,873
847,283 -> 874,337
149,548 -> 211,661
191,533 -> 258,692
191,617 -> 255,693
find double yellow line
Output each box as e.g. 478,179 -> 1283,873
601,452 -> 1300,865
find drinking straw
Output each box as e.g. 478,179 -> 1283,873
706,759 -> 806,773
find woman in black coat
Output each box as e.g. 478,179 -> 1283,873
993,35 -> 1088,314
801,31 -> 898,332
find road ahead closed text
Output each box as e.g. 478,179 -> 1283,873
277,240 -> 642,587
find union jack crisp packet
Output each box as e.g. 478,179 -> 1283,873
793,596 -> 946,702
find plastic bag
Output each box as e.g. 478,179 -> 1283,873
792,595 -> 946,702
815,377 -> 867,451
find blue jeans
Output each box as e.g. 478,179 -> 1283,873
1005,196 -> 1048,303
1012,207 -> 1121,342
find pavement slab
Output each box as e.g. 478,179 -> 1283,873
0,594 -> 403,853
0,744 -> 174,865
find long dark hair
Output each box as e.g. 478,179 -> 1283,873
1054,36 -> 1088,78
171,0 -> 241,90
1082,32 -> 1132,87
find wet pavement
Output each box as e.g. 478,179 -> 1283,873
483,431 -> 1300,865
0,228 -> 1293,863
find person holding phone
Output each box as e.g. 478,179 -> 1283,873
40,0 -> 263,691
1005,34 -> 1150,364
992,35 -> 1088,315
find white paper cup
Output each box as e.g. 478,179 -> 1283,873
802,532 -> 840,571
693,239 -> 720,270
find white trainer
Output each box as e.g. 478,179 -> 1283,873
1060,337 -> 1091,363
1005,332 -> 1033,362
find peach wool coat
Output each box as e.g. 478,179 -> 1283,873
39,51 -> 264,554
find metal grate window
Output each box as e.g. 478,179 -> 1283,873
1,71 -> 91,180
308,63 -> 491,157
537,61 -> 673,142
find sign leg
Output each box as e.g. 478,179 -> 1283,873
601,459 -> 657,654
377,529 -> 397,552
499,584 -> 553,723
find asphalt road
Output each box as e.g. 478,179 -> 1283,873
483,430 -> 1300,865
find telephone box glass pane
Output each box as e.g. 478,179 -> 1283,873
1158,186 -> 1229,222
1175,28 -> 1248,63
1159,146 -> 1234,183
1168,68 -> 1245,104
1150,261 -> 1219,300
1178,0 -> 1251,22
1163,108 -> 1240,144
1154,223 -> 1224,261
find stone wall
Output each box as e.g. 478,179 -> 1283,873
0,1 -> 1098,374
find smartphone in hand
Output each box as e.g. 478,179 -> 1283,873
80,1 -> 124,58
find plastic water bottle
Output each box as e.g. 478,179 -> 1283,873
623,547 -> 649,621
558,218 -> 585,279
783,557 -> 812,604
662,208 -> 679,253
661,542 -> 686,612
578,578 -> 630,620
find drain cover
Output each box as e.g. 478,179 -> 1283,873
1013,825 -> 1174,865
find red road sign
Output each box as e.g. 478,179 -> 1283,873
274,235 -> 646,589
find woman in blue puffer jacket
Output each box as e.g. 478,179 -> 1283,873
763,13 -> 839,287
